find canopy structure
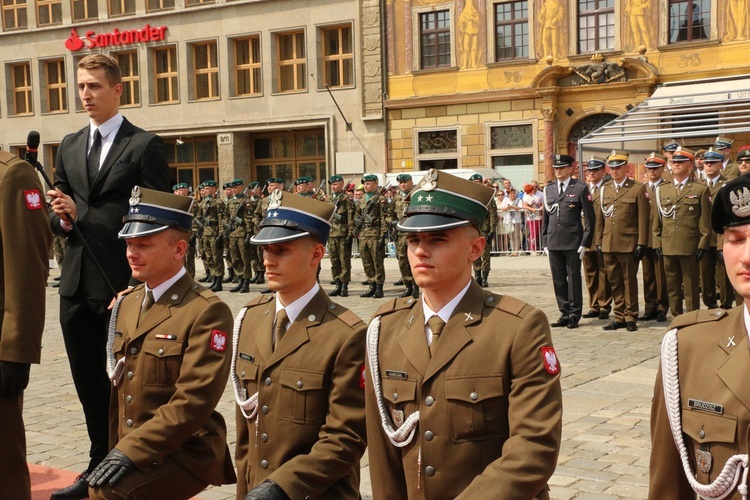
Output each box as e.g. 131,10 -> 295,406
577,75 -> 750,165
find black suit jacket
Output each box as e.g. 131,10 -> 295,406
51,117 -> 169,301
541,178 -> 595,251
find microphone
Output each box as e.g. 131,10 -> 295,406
25,130 -> 40,166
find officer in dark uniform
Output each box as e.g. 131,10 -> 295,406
388,173 -> 418,298
542,154 -> 595,329
640,154 -> 669,323
0,151 -> 52,500
582,156 -> 613,319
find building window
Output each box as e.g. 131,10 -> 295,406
2,0 -> 27,30
37,0 -> 61,25
186,0 -> 213,5
578,0 -> 614,52
165,137 -> 218,189
43,59 -> 66,113
276,31 -> 306,93
153,46 -> 178,103
109,0 -> 134,16
669,0 -> 709,42
251,130 -> 326,186
146,0 -> 173,12
487,122 -> 536,189
115,51 -> 139,106
494,1 -> 529,60
192,41 -> 219,100
415,127 -> 459,170
71,0 -> 97,21
420,10 -> 451,69
321,25 -> 353,88
11,62 -> 33,115
234,36 -> 262,96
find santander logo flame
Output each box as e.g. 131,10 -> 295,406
64,25 -> 168,52
65,29 -> 85,51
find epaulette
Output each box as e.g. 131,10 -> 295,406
669,308 -> 728,329
328,304 -> 365,328
491,293 -> 530,317
244,294 -> 274,308
0,150 -> 16,164
373,296 -> 416,318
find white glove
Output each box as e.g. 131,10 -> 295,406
577,246 -> 586,261
543,247 -> 549,256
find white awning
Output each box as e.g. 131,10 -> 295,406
577,75 -> 750,161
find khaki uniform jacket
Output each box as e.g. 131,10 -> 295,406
586,182 -> 605,250
653,180 -> 711,255
235,288 -> 367,499
643,179 -> 666,249
327,192 -> 355,238
0,151 -> 52,364
705,175 -> 728,247
723,160 -> 740,180
649,307 -> 750,500
595,179 -> 649,253
365,281 -> 563,499
110,274 -> 235,485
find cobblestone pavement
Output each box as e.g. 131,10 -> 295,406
29,255 -> 663,499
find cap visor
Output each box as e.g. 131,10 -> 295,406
397,214 -> 472,233
118,222 -> 170,239
250,226 -> 312,245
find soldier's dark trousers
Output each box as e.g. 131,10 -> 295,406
549,249 -> 583,321
583,250 -> 611,312
663,254 -> 700,315
641,248 -> 668,314
0,388 -> 30,500
604,252 -> 640,323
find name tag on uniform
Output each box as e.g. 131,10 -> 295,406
688,398 -> 724,415
385,370 -> 407,380
239,353 -> 254,362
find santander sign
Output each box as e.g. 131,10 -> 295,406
64,25 -> 168,51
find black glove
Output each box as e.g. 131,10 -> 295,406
87,448 -> 135,488
655,247 -> 663,258
0,361 -> 30,400
717,250 -> 724,263
596,245 -> 603,257
244,480 -> 290,500
696,248 -> 707,262
634,245 -> 646,262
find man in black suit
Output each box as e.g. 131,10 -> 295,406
47,54 -> 169,499
542,154 -> 595,329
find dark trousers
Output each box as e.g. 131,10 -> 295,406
664,254 -> 700,316
642,248 -> 669,314
583,250 -> 611,312
548,249 -> 583,321
0,390 -> 30,500
60,288 -> 112,471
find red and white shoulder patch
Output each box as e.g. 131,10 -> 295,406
210,329 -> 227,352
541,347 -> 560,375
24,190 -> 42,210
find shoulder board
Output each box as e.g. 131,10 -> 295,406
669,308 -> 728,329
0,150 -> 17,165
244,294 -> 275,308
374,296 -> 416,317
328,305 -> 365,328
491,294 -> 530,317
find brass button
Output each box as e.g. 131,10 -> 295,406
425,396 -> 434,406
392,392 -> 398,401
260,460 -> 269,469
261,405 -> 269,414
126,419 -> 133,427
265,377 -> 272,386
158,348 -> 164,355
127,371 -> 133,380
424,431 -> 434,441
130,347 -> 138,355
425,466 -> 435,477
297,380 -> 304,389
470,392 -> 478,401
241,370 -> 246,377
699,429 -> 705,439
126,395 -> 132,403
261,433 -> 268,443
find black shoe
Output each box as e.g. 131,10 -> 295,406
373,284 -> 384,299
393,279 -> 404,286
329,280 -> 342,297
481,272 -> 489,288
550,317 -> 569,327
626,321 -> 638,332
706,303 -> 719,309
341,282 -> 349,297
222,271 -> 234,283
598,310 -> 610,320
51,472 -> 89,499
54,276 -> 61,281
199,274 -> 211,283
361,280 -> 370,285
329,280 -> 337,285
240,279 -> 250,293
229,279 -> 244,293
582,310 -> 600,318
567,318 -> 579,329
656,311 -> 667,322
603,321 -> 627,331
412,285 -> 420,298
361,284 -> 376,298
637,312 -> 658,321
399,285 -> 414,298
51,282 -> 61,288
260,287 -> 272,294
209,277 -> 223,292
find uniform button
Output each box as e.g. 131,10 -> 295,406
265,377 -> 272,386
260,460 -> 269,469
126,395 -> 132,403
261,405 -> 269,414
470,392 -> 478,401
425,396 -> 434,406
425,466 -> 435,477
392,392 -> 398,401
424,431 -> 434,441
158,348 -> 164,355
297,380 -> 304,389
130,347 -> 138,355
126,419 -> 133,427
127,371 -> 134,380
261,433 -> 268,443
699,429 -> 705,439
241,370 -> 246,377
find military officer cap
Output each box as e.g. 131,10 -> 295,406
362,174 -> 378,183
662,139 -> 680,152
586,156 -> 606,170
397,169 -> 494,233
695,148 -> 707,159
294,177 -> 307,186
469,173 -> 483,181
251,189 -> 334,245
553,154 -> 575,168
119,186 -> 194,239
222,182 -> 231,190
249,181 -> 260,189
328,174 -> 344,184
737,146 -> 750,161
204,180 -> 218,187
672,146 -> 695,162
606,150 -> 630,168
232,178 -> 244,187
396,173 -> 412,183
714,136 -> 734,150
266,177 -> 285,185
644,152 -> 667,168
702,148 -> 724,163
711,175 -> 750,233
172,182 -> 189,191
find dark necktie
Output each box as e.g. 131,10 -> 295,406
559,182 -> 564,195
88,129 -> 102,183
273,309 -> 289,351
427,315 -> 445,357
138,290 -> 155,326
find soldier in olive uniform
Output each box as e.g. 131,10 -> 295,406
700,149 -> 731,309
241,182 -> 262,290
354,174 -> 388,298
640,154 -> 669,323
653,147 -> 711,316
326,175 -> 354,298
0,152 -> 52,500
201,180 -> 226,292
226,179 -> 251,293
388,173 -> 419,298
582,157 -> 613,320
470,173 -> 498,288
714,136 -> 740,180
365,169 -> 562,499
88,187 -> 235,499
649,174 -> 750,500
596,150 -> 650,331
173,183 -> 196,278
196,183 -> 212,283
233,190 -> 367,499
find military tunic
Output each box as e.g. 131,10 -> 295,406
583,181 -> 612,314
365,281 -> 562,499
642,180 -> 669,316
388,191 -> 413,285
327,192 -> 355,283
225,193 -> 248,279
354,191 -> 388,285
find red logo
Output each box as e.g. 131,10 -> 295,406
210,330 -> 227,352
64,29 -> 85,51
359,365 -> 366,389
24,190 -> 42,210
541,347 -> 560,375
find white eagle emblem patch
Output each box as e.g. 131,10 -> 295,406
210,330 -> 227,352
542,347 -> 560,375
24,190 -> 42,210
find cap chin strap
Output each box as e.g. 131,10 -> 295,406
661,328 -> 748,500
